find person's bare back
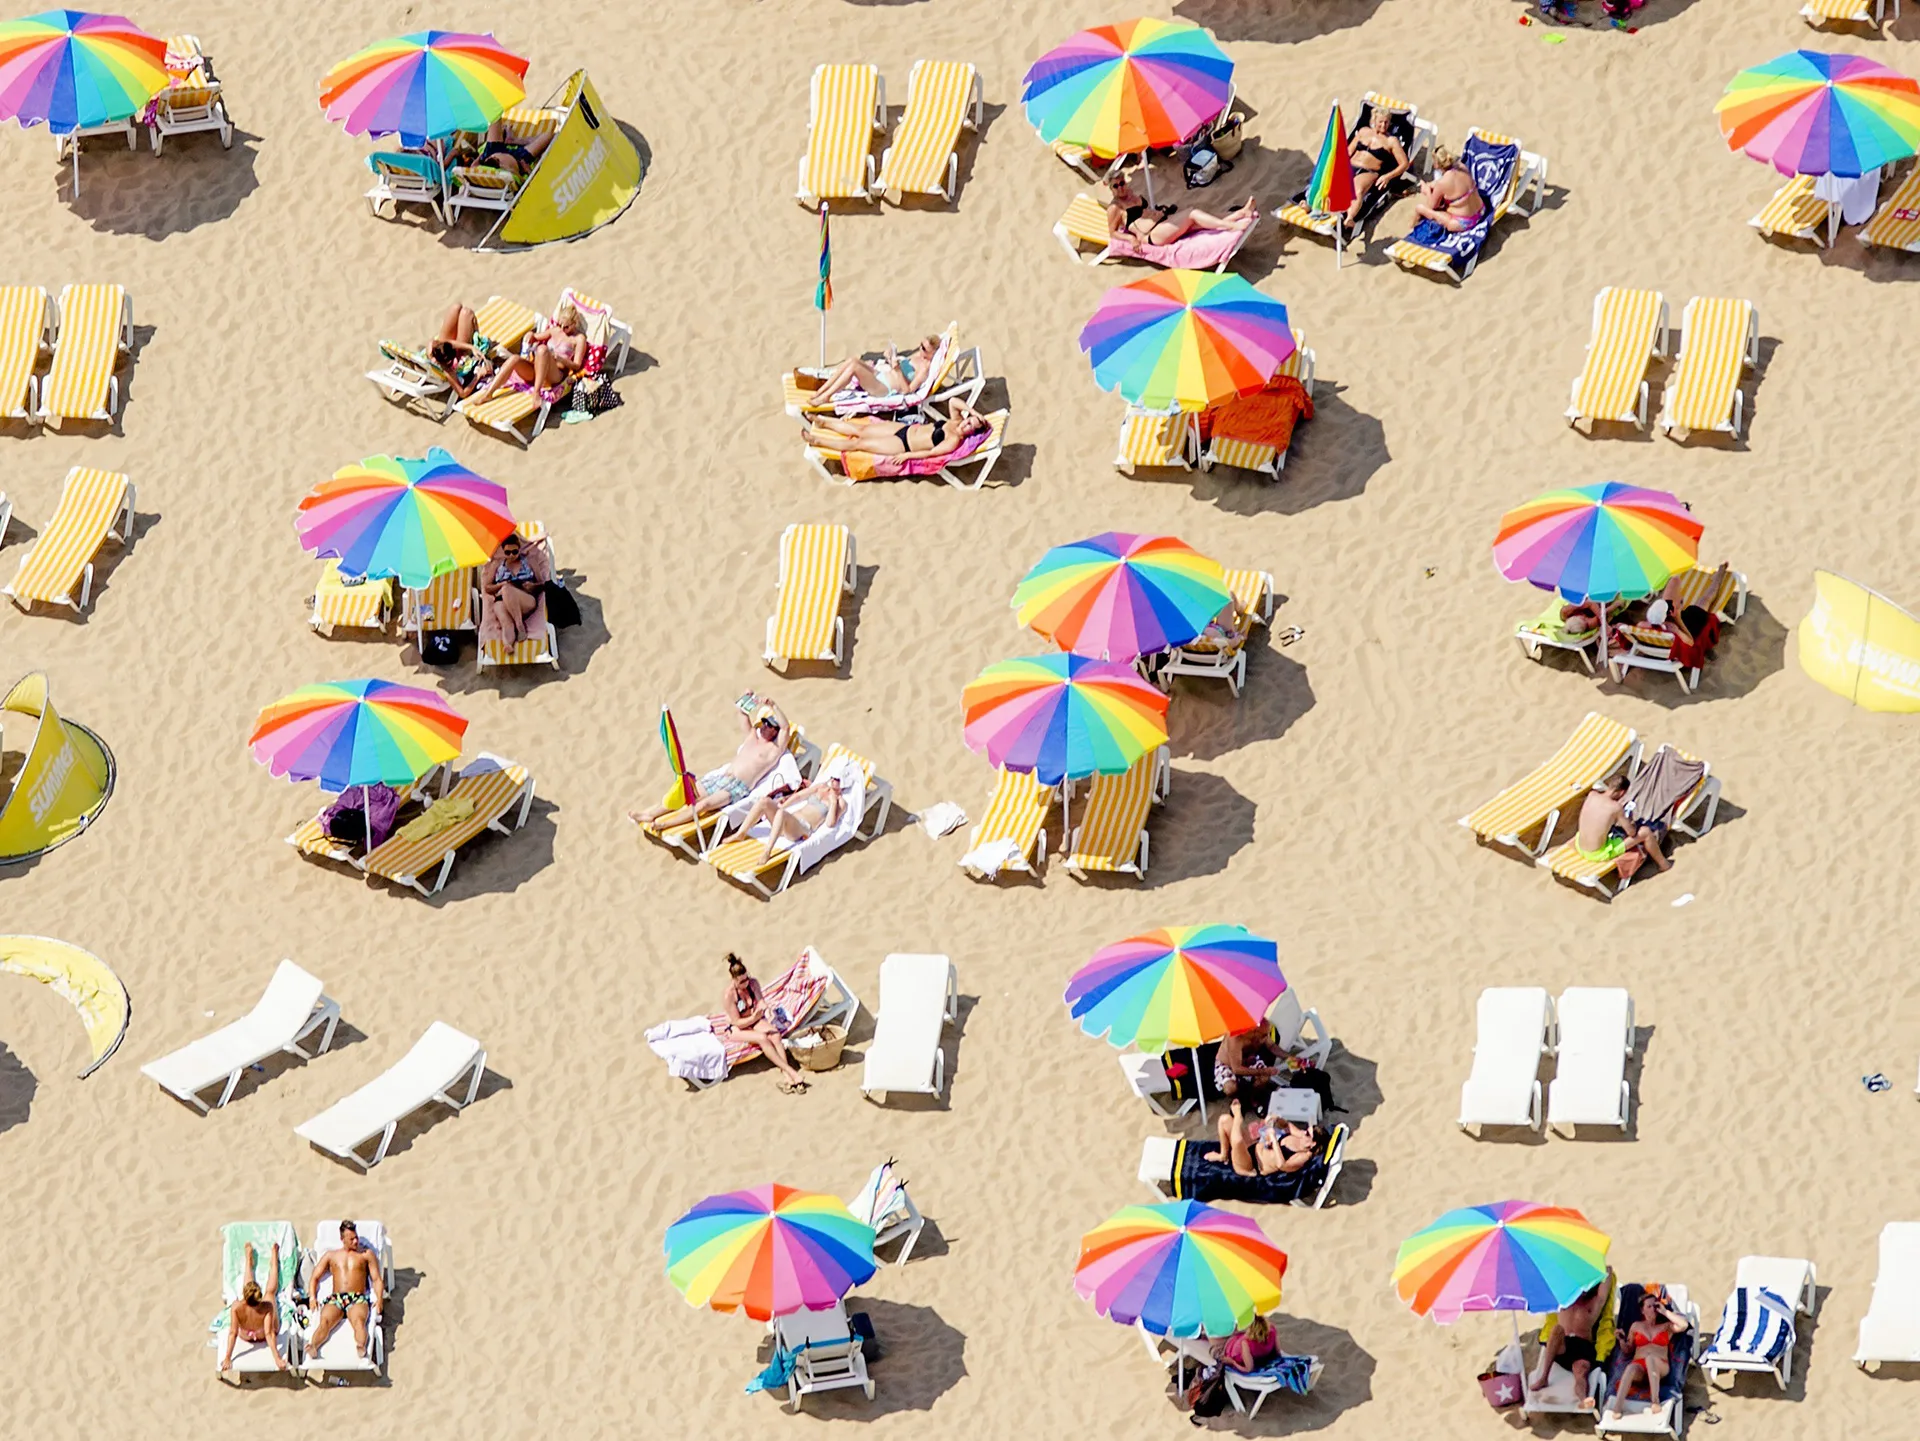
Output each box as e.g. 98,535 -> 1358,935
1576,782 -> 1626,853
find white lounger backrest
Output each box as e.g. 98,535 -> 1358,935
1879,1224 -> 1920,1290
1556,987 -> 1631,1055
247,959 -> 327,1034
1734,1255 -> 1816,1314
1478,987 -> 1554,1054
298,1021 -> 481,1151
141,960 -> 323,1092
1269,989 -> 1308,1051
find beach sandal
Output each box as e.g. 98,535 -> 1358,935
780,1076 -> 810,1094
1277,625 -> 1305,647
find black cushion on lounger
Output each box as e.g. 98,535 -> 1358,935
1171,1135 -> 1327,1204
1607,1284 -> 1694,1407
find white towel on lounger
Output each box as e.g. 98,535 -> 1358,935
647,1017 -> 727,1083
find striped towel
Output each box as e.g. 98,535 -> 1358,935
1461,712 -> 1634,842
1058,193 -> 1110,247
1862,167 -> 1920,251
1710,1285 -> 1794,1361
1069,751 -> 1160,873
1117,411 -> 1194,469
1752,174 -> 1827,239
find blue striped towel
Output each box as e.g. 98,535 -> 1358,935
1710,1285 -> 1794,1362
1233,1353 -> 1317,1395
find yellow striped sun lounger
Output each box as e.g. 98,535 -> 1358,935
0,285 -> 52,422
803,407 -> 1008,488
1276,93 -> 1438,266
1750,173 -> 1830,246
403,565 -> 477,642
1385,128 -> 1545,283
151,34 -> 230,152
2,467 -> 133,614
1065,748 -> 1169,881
763,523 -> 855,670
704,742 -> 891,897
641,727 -> 821,861
876,60 -> 981,204
1862,166 -> 1920,252
360,755 -> 534,897
1458,712 -> 1638,860
797,63 -> 885,206
959,768 -> 1054,879
39,284 -> 130,426
1199,336 -> 1315,477
474,295 -> 539,353
477,522 -> 559,672
1222,567 -> 1276,627
1802,0 -> 1897,28
784,322 -> 975,417
309,560 -> 394,636
1052,139 -> 1117,183
1657,297 -> 1759,440
1115,409 -> 1198,474
1541,746 -> 1719,899
1054,193 -> 1114,264
1669,563 -> 1748,623
1566,287 -> 1667,432
287,769 -> 446,866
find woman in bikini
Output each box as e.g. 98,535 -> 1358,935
477,531 -> 550,650
488,303 -> 589,406
1606,1291 -> 1689,1419
428,302 -> 499,399
1204,1099 -> 1321,1178
470,115 -> 555,177
1413,147 -> 1486,233
805,397 -> 990,459
812,334 -> 943,407
736,759 -> 855,865
219,1242 -> 289,1373
1341,108 -> 1411,237
719,954 -> 809,1093
1106,175 -> 1258,247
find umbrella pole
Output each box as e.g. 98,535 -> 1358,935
819,307 -> 826,370
1194,1044 -> 1207,1124
1599,602 -> 1610,685
71,143 -> 80,200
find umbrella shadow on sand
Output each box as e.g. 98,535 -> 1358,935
1139,769 -> 1257,885
1180,1313 -> 1377,1433
1594,588 -> 1789,706
1173,0 -> 1389,42
67,129 -> 261,238
1160,385 -> 1387,518
1166,645 -> 1314,762
0,1043 -> 35,1137
768,1298 -> 967,1416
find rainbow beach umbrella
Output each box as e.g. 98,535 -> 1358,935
1716,50 -> 1920,179
1023,18 -> 1232,161
1494,480 -> 1701,604
664,1184 -> 876,1322
1076,1200 -> 1286,1339
962,652 -> 1168,787
1393,1200 -> 1611,1345
1081,270 -> 1294,413
1013,532 -> 1230,661
1304,103 -> 1356,217
248,678 -> 468,793
320,30 -> 528,146
0,10 -> 168,195
296,448 -> 515,589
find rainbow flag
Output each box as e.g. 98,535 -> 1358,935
658,704 -> 697,808
1304,104 -> 1355,217
814,202 -> 832,312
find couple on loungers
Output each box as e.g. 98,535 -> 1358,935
219,1224 -> 382,1373
805,398 -> 990,462
1530,1272 -> 1686,1419
429,300 -> 589,403
630,696 -> 794,832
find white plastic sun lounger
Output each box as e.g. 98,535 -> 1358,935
294,1021 -> 486,1170
1854,1223 -> 1920,1368
302,1218 -> 394,1378
213,1220 -> 302,1379
774,1300 -> 873,1409
141,960 -> 340,1111
1458,987 -> 1556,1132
859,953 -> 957,1102
1702,1256 -> 1816,1387
846,1160 -> 926,1265
1547,987 -> 1634,1133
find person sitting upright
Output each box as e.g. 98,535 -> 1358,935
1204,1098 -> 1321,1178
477,531 -> 551,651
1106,175 -> 1259,248
1530,1268 -> 1616,1406
1575,773 -> 1670,874
1605,1290 -> 1689,1420
1340,106 -> 1411,238
1411,147 -> 1486,233
719,953 -> 810,1093
805,398 -> 990,460
428,303 -> 498,399
628,697 -> 791,832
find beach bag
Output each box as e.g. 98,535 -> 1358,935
1184,145 -> 1223,189
1477,1340 -> 1525,1408
420,629 -> 459,666
1210,113 -> 1244,161
543,578 -> 581,629
1185,1364 -> 1231,1418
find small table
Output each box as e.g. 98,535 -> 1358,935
1266,1085 -> 1321,1126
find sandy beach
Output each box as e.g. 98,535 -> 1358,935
3,0 -> 1920,1436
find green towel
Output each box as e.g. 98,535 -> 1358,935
209,1220 -> 300,1334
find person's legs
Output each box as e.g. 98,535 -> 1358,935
1607,1361 -> 1646,1416
1570,1358 -> 1593,1407
1634,824 -> 1670,871
629,786 -> 728,830
437,305 -> 476,343
499,586 -> 537,644
1530,1329 -> 1566,1390
310,1297 -> 344,1353
346,1300 -> 372,1358
1204,1109 -> 1236,1162
759,804 -> 821,863
524,130 -> 554,161
747,1023 -> 804,1086
1225,1116 -> 1258,1176
1643,1349 -> 1668,1396
1343,169 -> 1381,226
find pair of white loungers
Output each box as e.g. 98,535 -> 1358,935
140,960 -> 486,1169
1697,1241 -> 1920,1381
212,1218 -> 394,1382
1459,986 -> 1634,1133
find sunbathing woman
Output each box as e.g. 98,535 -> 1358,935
1107,176 -> 1259,246
219,1242 -> 288,1373
812,334 -> 943,406
429,303 -> 498,399
477,531 -> 550,650
720,954 -> 809,1093
490,305 -> 588,406
806,398 -> 990,458
1605,1291 -> 1689,1420
1341,108 -> 1411,236
1412,147 -> 1486,232
472,116 -> 554,177
737,760 -> 855,865
1205,1099 -> 1320,1178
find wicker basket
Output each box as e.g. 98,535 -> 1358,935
791,1024 -> 846,1073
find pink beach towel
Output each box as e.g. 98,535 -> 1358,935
1108,226 -> 1246,270
842,425 -> 991,481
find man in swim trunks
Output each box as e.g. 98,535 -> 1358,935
1574,774 -> 1670,872
307,1221 -> 383,1361
628,698 -> 791,832
1530,1269 -> 1615,1404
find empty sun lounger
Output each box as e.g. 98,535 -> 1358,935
1198,339 -> 1315,476
39,284 -> 130,426
1064,747 -> 1170,881
294,1021 -> 486,1170
876,60 -> 981,204
847,1159 -> 926,1264
1546,987 -> 1633,1131
477,522 -> 560,672
860,953 -> 958,1102
1702,1257 -> 1816,1388
142,960 -> 340,1112
797,63 -> 886,207
1386,128 -> 1545,283
1458,986 -> 1556,1132
401,564 -> 477,646
1458,712 -> 1638,859
1854,1223 -> 1920,1368
359,754 -> 534,897
704,743 -> 892,897
149,35 -> 232,153
309,560 -> 394,636
301,1218 -> 394,1378
1543,748 -> 1719,898
1804,0 -> 1898,26
1054,193 -> 1117,265
1115,408 -> 1198,474
212,1220 -> 302,1378
1567,287 -> 1668,431
958,767 -> 1053,879
0,285 -> 52,422
764,523 -> 855,671
1861,166 -> 1920,252
2,466 -> 134,614
774,1300 -> 874,1410
1750,173 -> 1828,246
1658,296 -> 1759,440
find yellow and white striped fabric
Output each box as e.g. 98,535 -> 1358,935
479,522 -> 556,667
312,560 -> 393,633
969,768 -> 1051,868
1802,0 -> 1882,21
781,370 -> 819,414
1277,332 -> 1310,384
474,295 -> 538,352
1544,748 -> 1704,889
878,61 -> 976,196
704,743 -> 876,884
1058,193 -> 1110,248
409,566 -> 475,633
647,726 -> 814,856
1669,564 -> 1740,619
1117,411 -> 1194,470
795,322 -> 958,416
803,64 -> 881,201
500,106 -> 562,144
1388,129 -> 1525,274
1222,568 -> 1272,625
1053,139 -> 1099,173
42,284 -> 125,421
290,814 -> 354,860
1385,238 -> 1452,273
1460,712 -> 1635,844
160,37 -> 219,106
1570,287 -> 1665,424
1275,199 -> 1340,236
1861,166 -> 1920,252
0,285 -> 49,419
363,761 -> 531,892
1068,751 -> 1161,874
463,383 -> 544,438
1751,174 -> 1826,240
1664,297 -> 1754,433
768,523 -> 850,662
5,467 -> 128,607
1207,436 -> 1279,474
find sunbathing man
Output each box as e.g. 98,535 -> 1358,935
1204,1098 -> 1320,1177
307,1221 -> 383,1362
1106,176 -> 1258,247
1574,774 -> 1670,873
811,334 -> 943,407
220,1241 -> 289,1373
628,698 -> 791,832
472,116 -> 555,177
1411,147 -> 1486,233
736,755 -> 858,865
805,398 -> 990,459
1530,1268 -> 1615,1405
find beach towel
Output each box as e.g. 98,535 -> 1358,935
959,836 -> 1023,877
1231,1354 -> 1318,1395
394,793 -> 476,843
1170,1136 -> 1326,1204
704,953 -> 828,1069
840,426 -> 990,481
1707,1285 -> 1794,1365
828,333 -> 953,417
1611,1284 -> 1697,1403
739,753 -> 868,876
209,1221 -> 300,1336
1202,375 -> 1313,450
1623,749 -> 1706,829
646,1016 -> 729,1084
1107,225 -> 1246,270
1403,135 -> 1516,273
320,783 -> 401,850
